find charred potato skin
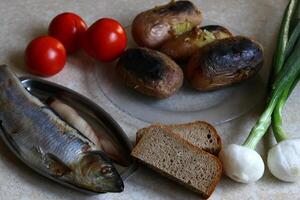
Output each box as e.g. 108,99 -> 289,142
186,36 -> 264,91
132,0 -> 202,49
116,48 -> 184,99
160,25 -> 233,61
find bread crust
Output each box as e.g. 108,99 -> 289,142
131,125 -> 222,198
167,120 -> 222,155
136,121 -> 222,155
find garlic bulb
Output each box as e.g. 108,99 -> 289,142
267,138 -> 300,182
219,144 -> 265,183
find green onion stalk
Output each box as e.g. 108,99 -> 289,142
271,19 -> 300,142
220,0 -> 300,183
267,14 -> 300,184
271,0 -> 298,81
267,0 -> 300,182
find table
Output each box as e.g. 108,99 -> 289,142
1,0 -> 298,199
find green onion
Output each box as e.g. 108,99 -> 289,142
272,21 -> 300,142
272,77 -> 299,142
220,0 -> 300,184
284,21 -> 300,57
267,0 -> 300,183
244,35 -> 300,148
271,0 -> 298,80
242,0 -> 300,149
271,0 -> 300,142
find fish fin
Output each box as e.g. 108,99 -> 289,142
43,153 -> 71,177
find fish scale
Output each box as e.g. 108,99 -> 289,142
4,79 -> 95,158
3,94 -> 89,165
0,65 -> 123,192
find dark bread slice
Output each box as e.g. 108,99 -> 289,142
136,121 -> 222,155
131,125 -> 222,199
168,121 -> 222,155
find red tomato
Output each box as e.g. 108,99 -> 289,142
25,36 -> 66,77
83,18 -> 127,62
48,12 -> 87,53
82,34 -> 97,59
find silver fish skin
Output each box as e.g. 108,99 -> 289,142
0,65 -> 123,193
46,97 -> 130,166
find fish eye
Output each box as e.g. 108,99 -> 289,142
101,166 -> 113,175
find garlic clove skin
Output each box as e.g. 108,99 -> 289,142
219,144 -> 265,183
267,138 -> 300,182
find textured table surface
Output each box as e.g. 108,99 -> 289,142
1,0 -> 299,199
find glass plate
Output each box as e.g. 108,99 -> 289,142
93,24 -> 266,125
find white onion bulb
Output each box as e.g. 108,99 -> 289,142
268,138 -> 300,182
219,144 -> 265,183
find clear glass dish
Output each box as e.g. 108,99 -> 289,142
93,24 -> 266,125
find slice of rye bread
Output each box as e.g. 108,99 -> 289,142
136,121 -> 222,155
131,125 -> 222,199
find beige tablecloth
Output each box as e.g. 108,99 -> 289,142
1,0 -> 298,199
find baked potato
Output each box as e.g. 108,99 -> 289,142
185,36 -> 264,91
116,48 -> 184,99
161,25 -> 233,62
132,0 -> 202,49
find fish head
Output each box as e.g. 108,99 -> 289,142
76,151 -> 124,193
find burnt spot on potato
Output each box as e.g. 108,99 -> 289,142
116,48 -> 184,99
186,36 -> 264,91
204,37 -> 263,75
155,1 -> 196,15
118,48 -> 166,81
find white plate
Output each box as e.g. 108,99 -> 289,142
93,24 -> 266,125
